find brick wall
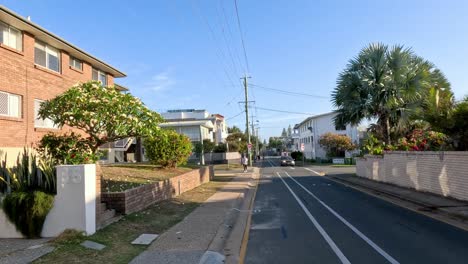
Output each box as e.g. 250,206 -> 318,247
356,152 -> 468,201
101,166 -> 214,214
0,31 -> 115,149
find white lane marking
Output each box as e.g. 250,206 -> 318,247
290,167 -> 295,170
284,171 -> 400,264
276,172 -> 351,264
304,167 -> 323,176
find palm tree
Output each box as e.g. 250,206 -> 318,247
332,43 -> 452,144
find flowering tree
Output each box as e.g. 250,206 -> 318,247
38,81 -> 163,152
318,132 -> 356,157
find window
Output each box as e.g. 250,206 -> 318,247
34,41 -> 60,72
0,91 -> 21,118
92,68 -> 107,85
0,21 -> 22,51
34,99 -> 57,128
69,56 -> 83,70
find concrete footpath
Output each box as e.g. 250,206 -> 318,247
0,238 -> 54,264
328,173 -> 468,231
130,166 -> 260,264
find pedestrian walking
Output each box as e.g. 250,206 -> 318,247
241,155 -> 248,173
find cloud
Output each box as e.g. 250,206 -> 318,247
145,68 -> 176,92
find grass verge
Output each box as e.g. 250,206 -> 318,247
34,174 -> 234,264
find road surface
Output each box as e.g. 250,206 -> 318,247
244,158 -> 468,264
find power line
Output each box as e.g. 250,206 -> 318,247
253,106 -> 314,115
220,0 -> 246,74
233,0 -> 250,74
250,84 -> 329,99
191,1 -> 242,91
226,110 -> 245,120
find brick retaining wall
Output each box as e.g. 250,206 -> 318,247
356,152 -> 468,201
101,166 -> 214,214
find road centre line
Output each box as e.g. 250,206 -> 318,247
284,171 -> 400,264
276,172 -> 351,264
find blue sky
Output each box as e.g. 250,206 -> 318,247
3,0 -> 468,140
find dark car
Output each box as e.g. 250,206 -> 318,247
280,156 -> 295,166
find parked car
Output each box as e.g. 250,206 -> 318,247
280,156 -> 295,166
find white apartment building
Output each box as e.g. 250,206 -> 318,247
292,112 -> 359,159
160,109 -> 228,144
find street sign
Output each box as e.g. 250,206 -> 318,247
300,143 -> 305,151
248,143 -> 252,150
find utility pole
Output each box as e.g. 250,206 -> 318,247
255,126 -> 260,156
242,75 -> 252,166
251,113 -> 255,162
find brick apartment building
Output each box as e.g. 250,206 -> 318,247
0,6 -> 126,164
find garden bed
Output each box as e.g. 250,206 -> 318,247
101,164 -> 194,192
101,166 -> 213,214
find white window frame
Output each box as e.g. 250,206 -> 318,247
69,56 -> 83,71
34,99 -> 58,129
92,68 -> 107,85
0,21 -> 22,51
0,91 -> 21,118
34,41 -> 61,73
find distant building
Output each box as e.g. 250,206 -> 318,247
293,112 -> 359,159
160,109 -> 228,144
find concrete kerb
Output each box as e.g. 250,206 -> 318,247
326,175 -> 468,232
200,167 -> 260,264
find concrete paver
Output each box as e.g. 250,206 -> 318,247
81,240 -> 106,251
131,234 -> 159,245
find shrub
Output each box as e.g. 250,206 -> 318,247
319,133 -> 356,157
213,143 -> 227,153
0,149 -> 56,194
393,129 -> 451,151
290,151 -> 303,161
36,132 -> 97,165
362,134 -> 386,155
2,191 -> 54,238
143,130 -> 192,168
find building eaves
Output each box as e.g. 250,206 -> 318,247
0,5 -> 126,78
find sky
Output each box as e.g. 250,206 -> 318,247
2,0 -> 468,140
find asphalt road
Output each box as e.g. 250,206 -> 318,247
244,158 -> 468,264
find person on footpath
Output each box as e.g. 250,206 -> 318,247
241,154 -> 248,173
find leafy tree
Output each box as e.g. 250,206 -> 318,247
287,125 -> 292,137
194,139 -> 216,155
38,81 -> 163,152
268,137 -> 283,150
332,43 -> 453,144
318,133 -> 356,158
213,143 -> 227,153
143,130 -> 192,168
226,132 -> 247,153
227,126 -> 242,134
445,97 -> 468,150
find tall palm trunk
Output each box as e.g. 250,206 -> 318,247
385,116 -> 391,145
